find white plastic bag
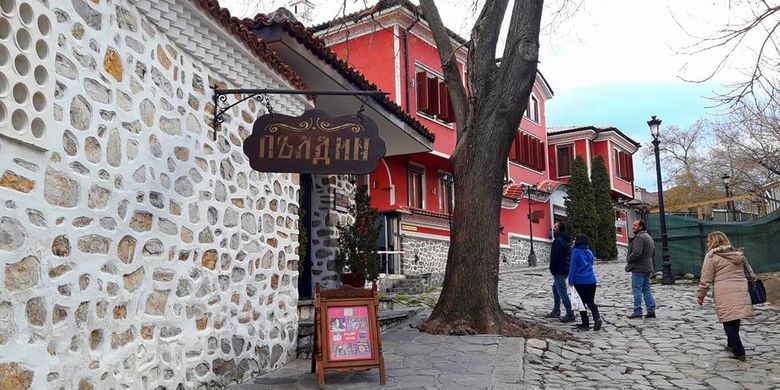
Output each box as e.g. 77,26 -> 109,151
569,285 -> 585,312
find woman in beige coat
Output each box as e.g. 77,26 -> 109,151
696,231 -> 755,361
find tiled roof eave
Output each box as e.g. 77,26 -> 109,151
246,13 -> 435,143
193,0 -> 308,92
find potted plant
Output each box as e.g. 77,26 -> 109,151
335,184 -> 381,288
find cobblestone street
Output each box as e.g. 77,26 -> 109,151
501,262 -> 780,389
237,262 -> 780,389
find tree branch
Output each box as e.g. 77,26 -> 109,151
418,0 -> 470,138
465,0 -> 511,114
495,0 -> 545,117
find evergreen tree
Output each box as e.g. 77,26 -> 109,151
565,156 -> 596,241
591,156 -> 618,261
335,185 -> 381,282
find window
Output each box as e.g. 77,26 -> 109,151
356,174 -> 368,189
614,148 -> 634,181
615,210 -> 624,235
416,69 -> 455,123
508,131 -> 545,171
439,174 -> 454,214
556,145 -> 574,177
527,94 -> 540,122
408,165 -> 424,208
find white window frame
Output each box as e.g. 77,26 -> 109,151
526,93 -> 540,123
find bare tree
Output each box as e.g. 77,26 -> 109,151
711,98 -> 780,178
641,120 -> 710,188
678,1 -> 780,107
415,0 -> 547,335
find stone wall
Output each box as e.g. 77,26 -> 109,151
308,175 -> 354,290
400,235 -> 449,286
617,244 -> 628,263
398,234 -> 554,285
501,235 -> 552,268
0,0 -> 308,388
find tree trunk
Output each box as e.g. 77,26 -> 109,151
416,0 -> 545,335
418,112 -> 515,334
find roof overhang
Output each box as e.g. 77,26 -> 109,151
548,126 -> 640,153
253,25 -> 433,157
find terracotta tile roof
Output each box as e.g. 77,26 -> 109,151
245,11 -> 435,142
399,206 -> 451,219
536,179 -> 566,194
503,184 -> 525,201
503,180 -> 565,201
193,0 -> 308,90
310,0 -> 468,45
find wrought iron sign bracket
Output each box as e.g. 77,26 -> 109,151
211,86 -> 388,141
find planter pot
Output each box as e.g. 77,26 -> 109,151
341,273 -> 366,288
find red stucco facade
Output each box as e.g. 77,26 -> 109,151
315,3 -> 638,264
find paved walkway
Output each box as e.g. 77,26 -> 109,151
233,262 -> 780,389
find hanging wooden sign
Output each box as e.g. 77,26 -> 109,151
312,283 -> 385,389
243,109 -> 386,174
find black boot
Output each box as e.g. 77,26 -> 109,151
574,311 -> 589,330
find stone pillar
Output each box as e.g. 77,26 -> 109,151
309,175 -> 355,289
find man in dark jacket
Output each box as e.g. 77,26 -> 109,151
546,222 -> 575,322
626,220 -> 657,319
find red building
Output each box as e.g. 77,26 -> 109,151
546,126 -> 641,249
311,0 -> 639,280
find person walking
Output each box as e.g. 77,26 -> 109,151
568,234 -> 602,331
545,222 -> 575,322
696,231 -> 754,361
626,220 -> 657,319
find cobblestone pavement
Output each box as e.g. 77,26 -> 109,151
234,262 -> 780,389
501,262 -> 780,390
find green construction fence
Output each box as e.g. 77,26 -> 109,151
645,210 -> 780,276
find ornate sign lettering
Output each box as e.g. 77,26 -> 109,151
244,109 -> 386,174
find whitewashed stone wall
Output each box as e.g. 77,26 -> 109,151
0,0 -> 309,388
308,174 -> 354,290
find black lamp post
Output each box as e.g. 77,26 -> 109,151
722,174 -> 735,222
520,183 -> 538,267
649,115 -> 674,285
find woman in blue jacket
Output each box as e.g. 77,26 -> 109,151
569,234 -> 602,331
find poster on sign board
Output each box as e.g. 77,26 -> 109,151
327,305 -> 373,361
313,284 -> 385,389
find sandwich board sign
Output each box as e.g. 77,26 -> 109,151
312,283 -> 386,388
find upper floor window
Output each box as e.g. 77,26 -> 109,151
416,69 -> 455,124
408,164 -> 424,208
556,145 -> 574,177
614,148 -> 634,181
527,94 -> 540,123
509,131 -> 545,172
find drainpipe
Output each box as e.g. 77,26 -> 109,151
403,16 -> 420,111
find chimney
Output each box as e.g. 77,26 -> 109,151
288,0 -> 315,24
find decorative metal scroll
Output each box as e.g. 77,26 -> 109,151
243,109 -> 386,174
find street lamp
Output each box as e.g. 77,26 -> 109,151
722,174 -> 735,222
648,116 -> 674,285
520,183 -> 538,267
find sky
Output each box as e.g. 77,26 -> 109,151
220,0 -> 772,190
